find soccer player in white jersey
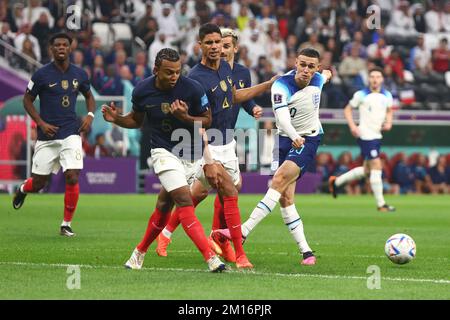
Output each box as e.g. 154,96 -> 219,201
328,67 -> 395,212
233,48 -> 331,265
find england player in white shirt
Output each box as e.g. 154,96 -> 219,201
329,67 -> 395,212
238,48 -> 332,265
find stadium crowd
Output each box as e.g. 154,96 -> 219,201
0,0 -> 449,110
311,150 -> 450,194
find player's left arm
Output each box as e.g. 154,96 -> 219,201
79,71 -> 96,133
232,74 -> 279,104
382,92 -> 394,131
383,107 -> 394,131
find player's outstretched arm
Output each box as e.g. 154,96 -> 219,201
101,102 -> 144,129
79,90 -> 96,133
170,99 -> 212,128
344,104 -> 360,138
23,92 -> 59,138
233,74 -> 279,104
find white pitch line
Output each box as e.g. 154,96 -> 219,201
0,261 -> 449,285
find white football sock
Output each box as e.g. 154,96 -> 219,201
61,220 -> 71,227
281,204 -> 312,254
242,188 -> 281,237
161,228 -> 172,239
370,169 -> 385,207
335,166 -> 365,187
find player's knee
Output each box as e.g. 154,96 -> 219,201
172,193 -> 193,207
271,172 -> 289,190
32,177 -> 48,191
279,195 -> 294,207
156,198 -> 174,213
64,171 -> 79,185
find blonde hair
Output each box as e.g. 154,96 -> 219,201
220,28 -> 238,46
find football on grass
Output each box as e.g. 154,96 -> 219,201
384,233 -> 416,265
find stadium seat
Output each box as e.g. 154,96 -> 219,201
92,22 -> 115,48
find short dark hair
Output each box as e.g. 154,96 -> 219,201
199,23 -> 222,41
297,48 -> 320,60
154,48 -> 180,68
368,66 -> 384,76
49,33 -> 73,45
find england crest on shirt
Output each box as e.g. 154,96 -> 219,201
312,92 -> 320,109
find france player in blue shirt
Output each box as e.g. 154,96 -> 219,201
102,48 -> 226,272
157,23 -> 276,269
13,33 -> 96,237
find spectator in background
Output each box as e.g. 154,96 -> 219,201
339,46 -> 367,95
411,3 -> 426,34
385,1 -> 417,38
119,64 -> 133,82
285,34 -> 299,55
12,2 -> 25,30
367,37 -> 392,66
22,0 -> 54,29
316,152 -> 333,193
105,122 -> 125,157
342,31 -> 367,59
132,51 -> 151,78
424,2 -> 450,34
236,4 -> 251,31
133,64 -> 146,86
93,133 -> 112,159
99,64 -> 124,96
392,153 -> 415,194
246,29 -> 266,68
384,50 -> 404,81
157,3 -> 179,45
72,49 -> 84,68
186,42 -> 202,68
266,29 -> 286,73
14,23 -> 40,62
148,32 -> 174,69
0,22 -> 14,58
298,33 -> 325,57
97,0 -> 120,23
332,152 -> 354,195
0,1 -> 17,32
432,38 -> 450,73
135,3 -> 158,48
412,153 -> 431,194
428,155 -> 449,194
84,36 -> 104,69
92,54 -> 105,91
175,0 -> 191,32
31,12 -> 50,63
257,4 -> 277,33
20,37 -> 37,72
409,34 -> 432,75
119,0 -> 146,25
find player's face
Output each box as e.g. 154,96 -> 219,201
295,55 -> 320,85
51,38 -> 71,62
368,71 -> 383,90
200,32 -> 222,62
221,36 -> 237,63
154,59 -> 181,89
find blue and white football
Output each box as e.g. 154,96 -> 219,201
384,233 -> 416,265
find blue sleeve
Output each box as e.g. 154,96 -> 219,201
241,70 -> 256,115
79,69 -> 91,94
26,69 -> 43,97
189,81 -> 209,115
309,72 -> 326,90
131,86 -> 145,112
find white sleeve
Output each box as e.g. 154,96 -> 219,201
385,91 -> 393,109
349,91 -> 362,108
275,107 -> 301,141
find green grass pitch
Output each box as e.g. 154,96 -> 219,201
0,193 -> 449,299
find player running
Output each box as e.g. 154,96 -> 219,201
156,23 -> 275,269
156,27 -> 263,263
12,33 -> 96,237
220,48 -> 331,265
102,48 -> 226,272
328,67 -> 395,212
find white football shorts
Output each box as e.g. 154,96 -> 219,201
196,139 -> 240,190
32,134 -> 83,175
149,148 -> 201,192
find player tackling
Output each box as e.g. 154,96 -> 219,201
329,67 -> 395,212
12,33 -> 96,237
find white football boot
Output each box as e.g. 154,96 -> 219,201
124,248 -> 145,270
207,255 -> 226,272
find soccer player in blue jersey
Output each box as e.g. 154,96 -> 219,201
102,48 -> 226,272
329,67 -> 395,212
157,23 -> 276,269
12,33 -> 96,237
234,48 -> 332,266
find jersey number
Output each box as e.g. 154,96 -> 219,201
61,95 -> 70,108
290,107 -> 297,118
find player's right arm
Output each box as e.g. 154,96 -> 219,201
24,73 -> 59,138
345,91 -> 362,138
271,79 -> 304,149
102,102 -> 144,128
